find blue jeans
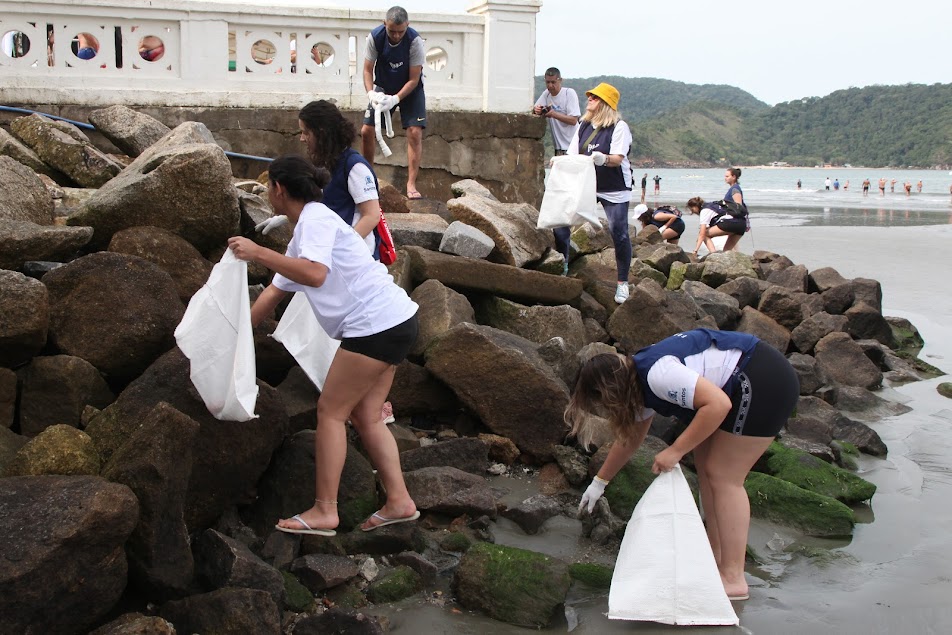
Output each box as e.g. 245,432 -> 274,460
553,227 -> 571,261
601,198 -> 632,281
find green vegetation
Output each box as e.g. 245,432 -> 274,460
366,566 -> 423,604
281,571 -> 315,612
535,75 -> 952,168
440,531 -> 472,553
761,442 -> 876,504
745,472 -> 856,537
569,562 -> 614,589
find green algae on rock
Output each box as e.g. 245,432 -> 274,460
366,566 -> 423,604
745,472 -> 856,537
762,442 -> 876,504
454,542 -> 571,628
569,562 -> 614,589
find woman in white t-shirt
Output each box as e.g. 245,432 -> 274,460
565,329 -> 799,602
686,195 -> 747,256
228,155 -> 420,536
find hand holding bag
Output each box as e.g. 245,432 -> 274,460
174,249 -> 258,421
537,154 -> 599,229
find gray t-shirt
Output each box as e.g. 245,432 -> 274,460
364,33 -> 426,67
534,87 -> 581,151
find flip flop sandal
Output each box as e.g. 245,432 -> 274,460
361,510 -> 421,532
275,514 -> 336,536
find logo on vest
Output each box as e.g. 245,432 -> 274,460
389,61 -> 405,70
587,144 -> 600,153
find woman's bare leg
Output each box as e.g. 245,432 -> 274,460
276,347 -> 394,531
693,437 -> 721,564
349,365 -> 417,528
701,430 -> 773,598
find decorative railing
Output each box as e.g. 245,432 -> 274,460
0,0 -> 541,112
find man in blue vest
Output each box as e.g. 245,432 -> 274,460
360,6 -> 426,200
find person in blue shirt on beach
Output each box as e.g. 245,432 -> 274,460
359,6 -> 426,200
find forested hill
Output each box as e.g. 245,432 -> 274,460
533,76 -> 952,168
533,75 -> 769,123
739,83 -> 952,167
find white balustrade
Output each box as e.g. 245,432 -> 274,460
0,0 -> 540,112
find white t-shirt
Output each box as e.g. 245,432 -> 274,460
567,121 -> 633,203
699,206 -> 735,227
635,345 -> 743,421
347,161 -> 379,254
534,87 -> 581,151
272,202 -> 417,339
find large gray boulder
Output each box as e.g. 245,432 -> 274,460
0,155 -> 54,225
88,105 -> 172,157
409,278 -> 475,357
403,466 -> 497,517
0,219 -> 93,271
0,475 -> 138,635
439,220 -> 495,259
69,131 -> 240,252
424,323 -> 569,460
607,279 -> 715,352
767,263 -> 809,292
405,246 -> 583,305
43,252 -> 184,381
0,269 -> 48,368
194,529 -> 286,607
636,241 -> 689,276
0,127 -> 61,179
2,424 -> 100,477
814,332 -> 883,390
10,114 -> 122,187
699,250 -> 758,287
736,305 -> 790,353
108,226 -> 214,303
387,212 -> 449,252
101,402 -> 200,598
17,354 -> 114,436
447,195 -> 551,267
790,311 -> 849,354
160,588 -> 281,635
85,348 -> 288,530
757,285 -> 808,331
845,302 -> 896,347
681,280 -> 742,329
454,542 -> 571,628
808,266 -> 848,292
476,296 -> 586,355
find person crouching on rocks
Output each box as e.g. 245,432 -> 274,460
228,155 -> 420,535
686,196 -> 746,256
635,203 -> 685,245
566,329 -> 799,601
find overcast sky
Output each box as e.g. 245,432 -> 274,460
400,0 -> 949,105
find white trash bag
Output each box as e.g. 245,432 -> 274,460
271,292 -> 340,391
608,464 -> 739,626
174,249 -> 259,421
537,154 -> 599,229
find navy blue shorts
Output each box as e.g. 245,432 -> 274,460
662,218 -> 686,236
340,314 -> 418,365
715,217 -> 746,236
363,87 -> 427,129
719,342 -> 799,437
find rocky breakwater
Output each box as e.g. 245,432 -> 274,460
0,106 -> 940,633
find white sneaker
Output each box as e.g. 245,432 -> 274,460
614,282 -> 629,304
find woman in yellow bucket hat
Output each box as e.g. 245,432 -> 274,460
566,82 -> 634,304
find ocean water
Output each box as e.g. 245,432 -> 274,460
636,167 -> 952,228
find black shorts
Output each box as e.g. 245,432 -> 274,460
340,314 -> 419,365
664,218 -> 686,236
719,341 -> 799,437
714,217 -> 746,236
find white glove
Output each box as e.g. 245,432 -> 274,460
367,90 -> 382,105
377,94 -> 400,111
591,151 -> 607,166
254,215 -> 288,235
578,476 -> 609,515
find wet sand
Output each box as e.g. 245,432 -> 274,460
374,223 -> 952,634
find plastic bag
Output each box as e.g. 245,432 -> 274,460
377,211 -> 397,266
174,249 -> 259,421
536,154 -> 599,229
608,465 -> 738,626
271,292 -> 340,391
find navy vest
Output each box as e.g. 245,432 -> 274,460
322,148 -> 381,260
577,121 -> 627,192
371,24 -> 423,95
632,329 -> 759,420
649,205 -> 681,228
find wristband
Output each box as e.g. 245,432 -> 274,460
593,475 -> 610,485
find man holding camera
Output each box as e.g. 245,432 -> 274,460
533,67 -> 580,156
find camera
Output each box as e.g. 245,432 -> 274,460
539,105 -> 552,115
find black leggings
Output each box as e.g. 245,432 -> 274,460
719,342 -> 799,437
